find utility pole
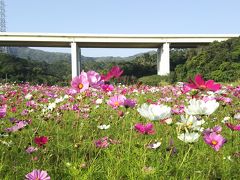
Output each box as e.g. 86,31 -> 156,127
0,0 -> 8,54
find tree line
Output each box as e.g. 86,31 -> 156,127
0,37 -> 239,85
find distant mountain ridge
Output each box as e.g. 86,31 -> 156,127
8,47 -> 155,63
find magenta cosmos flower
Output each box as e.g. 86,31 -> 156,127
101,84 -> 114,92
101,73 -> 113,82
71,71 -> 89,93
25,169 -> 50,180
34,136 -> 48,147
184,74 -> 221,92
109,66 -> 124,78
124,98 -> 136,108
134,123 -> 155,135
203,132 -> 226,151
225,123 -> 240,131
107,95 -> 126,109
101,66 -> 124,81
0,104 -> 7,118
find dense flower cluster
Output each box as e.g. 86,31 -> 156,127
0,67 -> 239,179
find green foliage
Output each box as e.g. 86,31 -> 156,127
138,75 -> 170,86
0,53 -> 71,85
83,50 -> 188,80
174,37 -> 240,82
4,37 -> 240,85
5,46 -> 190,85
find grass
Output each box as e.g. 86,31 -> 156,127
0,82 -> 240,179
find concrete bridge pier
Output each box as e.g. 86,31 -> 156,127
157,42 -> 170,76
71,42 -> 81,78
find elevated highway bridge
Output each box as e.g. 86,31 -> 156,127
0,33 -> 238,78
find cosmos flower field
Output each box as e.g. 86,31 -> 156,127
0,67 -> 240,179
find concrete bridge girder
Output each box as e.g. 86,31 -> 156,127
0,33 -> 238,78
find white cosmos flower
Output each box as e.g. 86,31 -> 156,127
234,113 -> 240,120
164,118 -> 173,125
0,140 -> 13,147
222,116 -> 230,123
177,132 -> 200,143
95,99 -> 103,104
176,115 -> 205,131
185,99 -> 219,116
97,124 -> 110,130
63,95 -> 69,99
147,141 -> 161,149
54,97 -> 64,104
25,93 -> 32,100
48,102 -> 56,111
137,103 -> 171,121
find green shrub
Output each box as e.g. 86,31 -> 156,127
138,75 -> 171,86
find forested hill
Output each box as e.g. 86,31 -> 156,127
8,47 -> 93,63
174,36 -> 240,82
0,53 -> 71,85
8,47 -> 154,63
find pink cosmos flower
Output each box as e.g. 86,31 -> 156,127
87,70 -> 102,87
0,95 -> 7,104
182,85 -> 193,94
225,123 -> 240,131
0,104 -> 7,118
66,88 -> 78,95
5,121 -> 28,132
72,104 -> 79,111
184,74 -> 221,92
34,136 -> 48,147
107,95 -> 126,109
95,137 -> 109,148
134,123 -> 155,135
25,146 -> 38,154
26,100 -> 37,109
202,96 -> 216,102
71,71 -> 89,93
11,106 -> 17,113
21,109 -> 29,116
25,169 -> 50,180
203,132 -> 226,151
203,125 -> 222,135
121,88 -> 128,95
171,105 -> 185,115
222,97 -> 232,104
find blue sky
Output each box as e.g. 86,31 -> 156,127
6,0 -> 240,57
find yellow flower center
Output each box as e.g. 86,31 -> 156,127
212,140 -> 218,145
199,85 -> 207,90
187,122 -> 193,128
114,101 -> 119,106
78,83 -> 84,89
